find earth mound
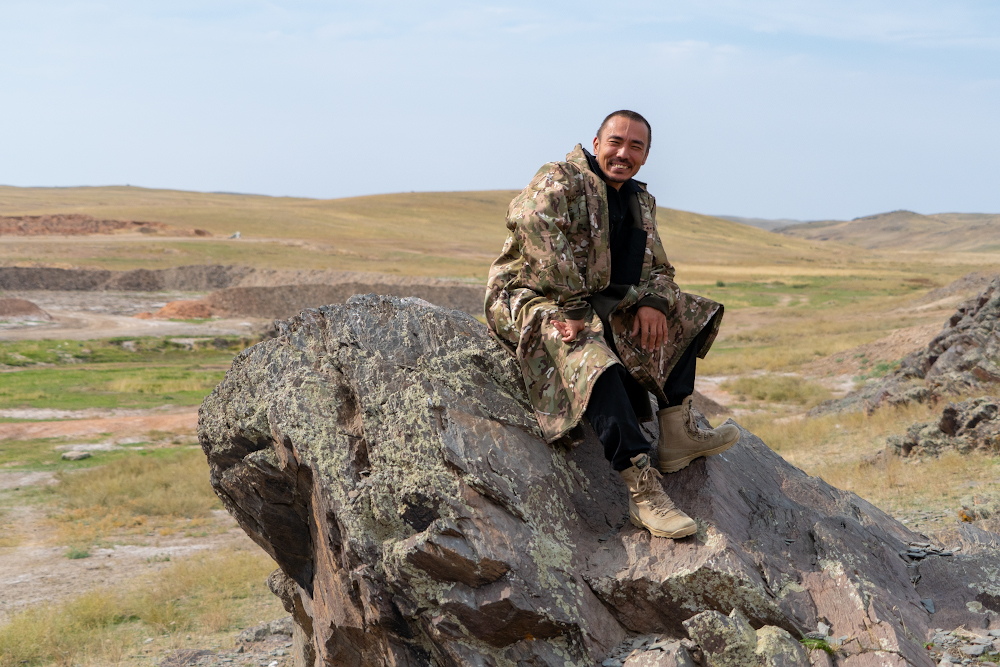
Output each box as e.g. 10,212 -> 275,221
153,301 -> 215,319
199,296 -> 1000,667
139,283 -> 486,319
0,298 -> 52,321
0,213 -> 209,236
0,265 -> 481,295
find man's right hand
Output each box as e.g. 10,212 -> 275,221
553,318 -> 585,343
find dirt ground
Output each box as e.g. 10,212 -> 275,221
0,408 -> 198,441
0,502 -> 253,623
0,290 -> 267,341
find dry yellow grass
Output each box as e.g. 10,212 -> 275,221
0,549 -> 281,667
47,448 -> 221,546
736,401 -> 1000,520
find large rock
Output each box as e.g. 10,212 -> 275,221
199,296 -> 1000,667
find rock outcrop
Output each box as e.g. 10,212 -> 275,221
199,296 -> 1000,667
888,396 -> 1000,458
814,275 -> 1000,416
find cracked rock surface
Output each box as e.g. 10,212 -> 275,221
199,296 -> 1000,666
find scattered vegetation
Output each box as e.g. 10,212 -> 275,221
720,374 -> 831,407
800,637 -> 835,655
737,401 -> 1000,519
0,549 -> 281,667
46,448 -> 222,546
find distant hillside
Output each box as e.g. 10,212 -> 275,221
0,185 -> 848,278
715,215 -> 806,232
777,210 -> 1000,251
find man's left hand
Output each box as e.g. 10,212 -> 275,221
631,305 -> 668,352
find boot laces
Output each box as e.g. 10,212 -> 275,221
635,464 -> 679,517
684,402 -> 713,442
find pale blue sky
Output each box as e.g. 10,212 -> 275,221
1,1 -> 998,219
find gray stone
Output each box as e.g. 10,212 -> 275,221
922,599 -> 936,614
158,650 -> 214,667
237,624 -> 270,643
624,643 -> 696,667
960,644 -> 985,656
683,609 -> 758,666
199,296 -> 1000,667
755,625 -> 810,666
61,451 -> 91,461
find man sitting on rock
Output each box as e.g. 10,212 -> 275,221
484,110 -> 739,539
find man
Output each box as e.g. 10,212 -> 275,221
484,110 -> 739,539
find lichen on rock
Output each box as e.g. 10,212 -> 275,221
199,295 -> 1000,666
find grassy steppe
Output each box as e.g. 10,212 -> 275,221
2,185 -> 1000,665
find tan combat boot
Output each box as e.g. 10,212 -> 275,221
619,453 -> 697,539
657,396 -> 740,473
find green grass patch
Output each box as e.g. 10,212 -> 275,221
720,374 -> 832,407
0,336 -> 249,367
0,549 -> 281,667
0,436 -> 128,472
0,364 -> 225,410
800,637 -> 835,654
66,546 -> 91,559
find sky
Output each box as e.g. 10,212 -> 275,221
1,1 -> 998,220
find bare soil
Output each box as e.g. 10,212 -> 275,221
0,213 -> 212,237
0,408 -> 197,441
0,503 -> 252,623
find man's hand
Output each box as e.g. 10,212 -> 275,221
553,318 -> 586,343
631,305 -> 668,351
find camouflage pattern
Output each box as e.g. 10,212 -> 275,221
485,144 -> 722,443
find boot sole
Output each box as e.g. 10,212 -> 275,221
629,512 -> 697,539
657,432 -> 740,474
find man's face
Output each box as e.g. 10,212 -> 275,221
592,116 -> 649,188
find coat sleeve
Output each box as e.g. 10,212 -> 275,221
506,164 -> 589,316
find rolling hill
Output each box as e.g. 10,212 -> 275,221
0,185 -> 853,280
777,210 -> 1000,251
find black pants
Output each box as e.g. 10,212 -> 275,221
585,328 -> 708,471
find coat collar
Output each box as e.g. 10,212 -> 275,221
565,144 -> 648,192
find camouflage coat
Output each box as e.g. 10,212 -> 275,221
485,144 -> 723,443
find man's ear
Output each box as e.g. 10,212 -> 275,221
592,136 -> 600,154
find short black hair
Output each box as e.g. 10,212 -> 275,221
596,110 -> 651,150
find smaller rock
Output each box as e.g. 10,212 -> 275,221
61,451 -> 91,461
602,660 -> 622,667
158,649 -> 214,667
960,644 -> 985,656
922,599 -> 936,614
623,642 -> 696,667
237,623 -> 270,643
755,625 -> 811,667
268,617 -> 293,636
683,609 -> 757,666
816,621 -> 830,637
809,649 -> 833,667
